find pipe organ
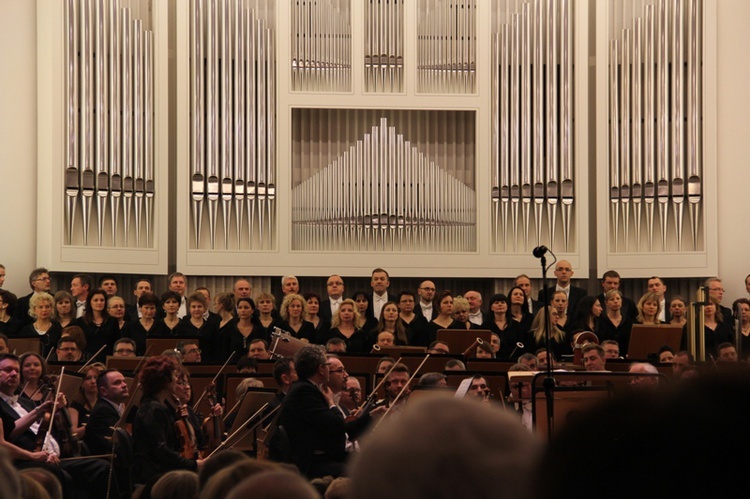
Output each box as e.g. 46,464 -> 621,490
606,0 -> 703,254
64,0 -> 154,248
37,0 -> 716,278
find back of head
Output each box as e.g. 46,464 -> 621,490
198,449 -> 251,488
0,448 -> 20,499
536,371 -> 750,499
225,470 -> 318,499
151,470 -> 199,499
201,460 -> 284,499
19,469 -> 62,499
350,394 -> 541,499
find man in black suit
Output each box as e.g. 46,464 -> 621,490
279,345 -> 346,479
537,259 -> 587,315
415,280 -> 438,321
320,275 -> 346,325
0,353 -> 110,498
14,267 -> 52,326
596,270 -> 637,321
85,369 -> 130,455
125,278 -> 153,322
515,274 -> 543,315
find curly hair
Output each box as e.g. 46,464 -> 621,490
139,356 -> 176,398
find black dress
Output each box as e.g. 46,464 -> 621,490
74,316 -> 120,358
132,396 -> 197,483
176,317 -> 219,362
18,322 -> 62,357
598,314 -> 634,356
121,319 -> 169,356
279,320 -> 317,342
419,319 -> 466,347
319,327 -> 370,353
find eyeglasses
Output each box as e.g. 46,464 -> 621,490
58,347 -> 78,352
709,288 -> 725,293
419,287 -> 436,291
34,277 -> 52,282
327,281 -> 344,286
114,349 -> 135,355
186,348 -> 202,355
329,368 -> 346,374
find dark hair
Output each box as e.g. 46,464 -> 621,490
294,345 -> 327,379
139,356 -> 176,398
273,359 -> 294,385
601,270 -> 621,281
657,345 -> 675,356
28,267 -> 49,288
303,292 -> 321,303
433,290 -> 453,314
236,356 -> 258,372
372,268 -> 390,279
96,369 -> 120,392
72,274 -> 93,290
236,297 -> 256,310
570,296 -> 600,327
398,290 -> 416,302
215,292 -> 235,312
187,291 -> 208,309
0,290 -> 17,316
98,275 -> 118,287
18,352 -> 47,382
0,352 -> 19,364
160,290 -> 182,304
83,289 -> 110,324
138,292 -> 160,308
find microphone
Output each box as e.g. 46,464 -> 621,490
532,246 -> 548,258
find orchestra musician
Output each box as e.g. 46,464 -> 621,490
376,363 -> 411,411
279,345 -> 347,479
0,353 -> 110,498
168,367 -> 223,458
132,356 -> 205,484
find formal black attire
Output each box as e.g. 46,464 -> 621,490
489,320 -> 527,359
121,319 -> 168,356
414,302 -> 438,321
74,316 -> 120,358
0,394 -> 110,498
596,293 -> 638,322
17,322 -> 62,357
526,329 -> 574,359
278,320 -> 316,342
255,317 -> 284,344
13,292 -> 35,325
175,317 -> 218,361
279,379 -> 346,479
319,298 -> 342,325
84,398 -> 121,456
681,322 -> 735,356
222,320 -> 263,361
598,314 -> 634,356
319,327 -> 369,353
416,319 -> 466,347
0,317 -> 24,337
539,285 -> 588,315
402,314 -> 429,345
132,396 -> 197,483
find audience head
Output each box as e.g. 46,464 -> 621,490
349,395 -> 541,499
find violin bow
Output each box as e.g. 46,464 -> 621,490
192,351 -> 236,411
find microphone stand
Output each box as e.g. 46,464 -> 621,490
535,247 -> 557,440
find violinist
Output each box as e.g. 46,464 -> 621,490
377,363 -> 411,410
68,362 -> 106,439
84,369 -> 129,456
132,356 -> 204,484
18,352 -> 47,405
0,353 -> 110,497
169,367 -> 223,457
338,378 -> 362,414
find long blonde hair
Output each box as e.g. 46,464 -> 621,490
531,306 -> 566,344
331,298 -> 361,328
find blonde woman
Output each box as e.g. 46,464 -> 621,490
320,298 -> 369,353
279,293 -> 315,341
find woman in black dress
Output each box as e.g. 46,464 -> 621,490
122,292 -> 166,355
176,292 -> 218,361
132,356 -> 202,483
421,290 -> 465,347
18,292 -> 61,357
279,293 -> 316,342
74,289 -> 119,359
319,298 -> 369,353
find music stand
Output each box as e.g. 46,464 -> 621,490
145,337 -> 199,356
106,356 -> 146,372
10,338 -> 42,356
223,388 -> 277,450
627,325 -> 683,360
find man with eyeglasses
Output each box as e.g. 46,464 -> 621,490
416,280 -> 437,321
14,267 -> 52,326
178,340 -> 202,363
56,336 -> 82,362
324,355 -> 378,452
113,338 -> 137,357
705,277 -> 733,323
280,345 -> 347,478
320,275 -> 345,325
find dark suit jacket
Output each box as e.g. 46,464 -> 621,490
0,395 -> 38,452
84,398 -> 120,456
279,379 -> 346,478
539,286 -> 587,316
414,302 -> 438,321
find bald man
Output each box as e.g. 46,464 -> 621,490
537,259 -> 588,315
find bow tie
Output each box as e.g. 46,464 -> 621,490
376,295 -> 387,302
76,300 -> 86,307
6,395 -> 18,406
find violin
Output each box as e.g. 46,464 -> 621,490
200,383 -> 224,458
172,395 -> 198,460
34,373 -> 80,456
